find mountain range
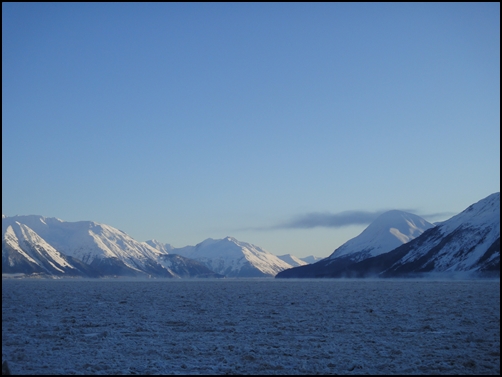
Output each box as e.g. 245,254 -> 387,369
276,192 -> 500,278
150,237 -> 295,278
3,192 -> 499,279
2,216 -> 306,278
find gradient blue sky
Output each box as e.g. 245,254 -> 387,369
2,3 -> 500,258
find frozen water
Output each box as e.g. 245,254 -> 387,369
2,278 -> 500,375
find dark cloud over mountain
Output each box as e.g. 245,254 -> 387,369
247,210 -> 457,230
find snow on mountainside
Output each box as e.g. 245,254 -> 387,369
328,210 -> 434,262
144,239 -> 174,254
381,192 -> 500,275
277,254 -> 308,267
2,220 -> 78,275
155,254 -> 225,278
2,216 -> 181,277
169,237 -> 294,277
277,192 -> 500,279
2,216 -> 297,278
300,255 -> 324,264
2,215 -> 165,271
433,192 -> 499,236
276,210 -> 434,279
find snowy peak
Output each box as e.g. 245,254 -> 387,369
277,192 -> 500,279
277,254 -> 308,267
173,237 -> 294,277
3,215 -> 302,278
24,218 -> 164,266
144,239 -> 174,254
382,192 -> 500,274
2,220 -> 77,275
2,215 -> 174,277
190,237 -> 270,259
437,192 -> 500,236
300,255 -> 324,264
329,210 -> 434,261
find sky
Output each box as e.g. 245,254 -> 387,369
2,3 -> 500,258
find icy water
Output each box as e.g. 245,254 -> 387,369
2,278 -> 500,375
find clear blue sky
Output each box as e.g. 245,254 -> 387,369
2,3 -> 500,258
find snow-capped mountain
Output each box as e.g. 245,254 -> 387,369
380,192 -> 500,276
2,219 -> 87,276
277,193 -> 500,278
6,192 -> 498,279
2,215 -> 174,277
277,254 -> 308,267
155,254 -> 225,278
144,239 -> 174,254
2,216 -> 296,278
164,237 -> 295,277
2,216 -> 222,278
327,210 -> 434,262
300,255 -> 324,264
276,210 -> 433,278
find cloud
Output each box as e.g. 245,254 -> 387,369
272,210 -> 389,229
242,209 -> 458,231
237,209 -> 456,231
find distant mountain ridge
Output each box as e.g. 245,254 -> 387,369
4,193 -> 498,279
144,239 -> 174,254
2,216 -> 221,278
276,192 -> 500,278
2,217 -> 301,278
327,210 -> 434,262
277,254 -> 308,267
2,219 -> 86,276
151,237 -> 295,278
380,192 -> 500,276
299,255 -> 324,264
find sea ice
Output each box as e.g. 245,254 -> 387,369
2,278 -> 500,375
